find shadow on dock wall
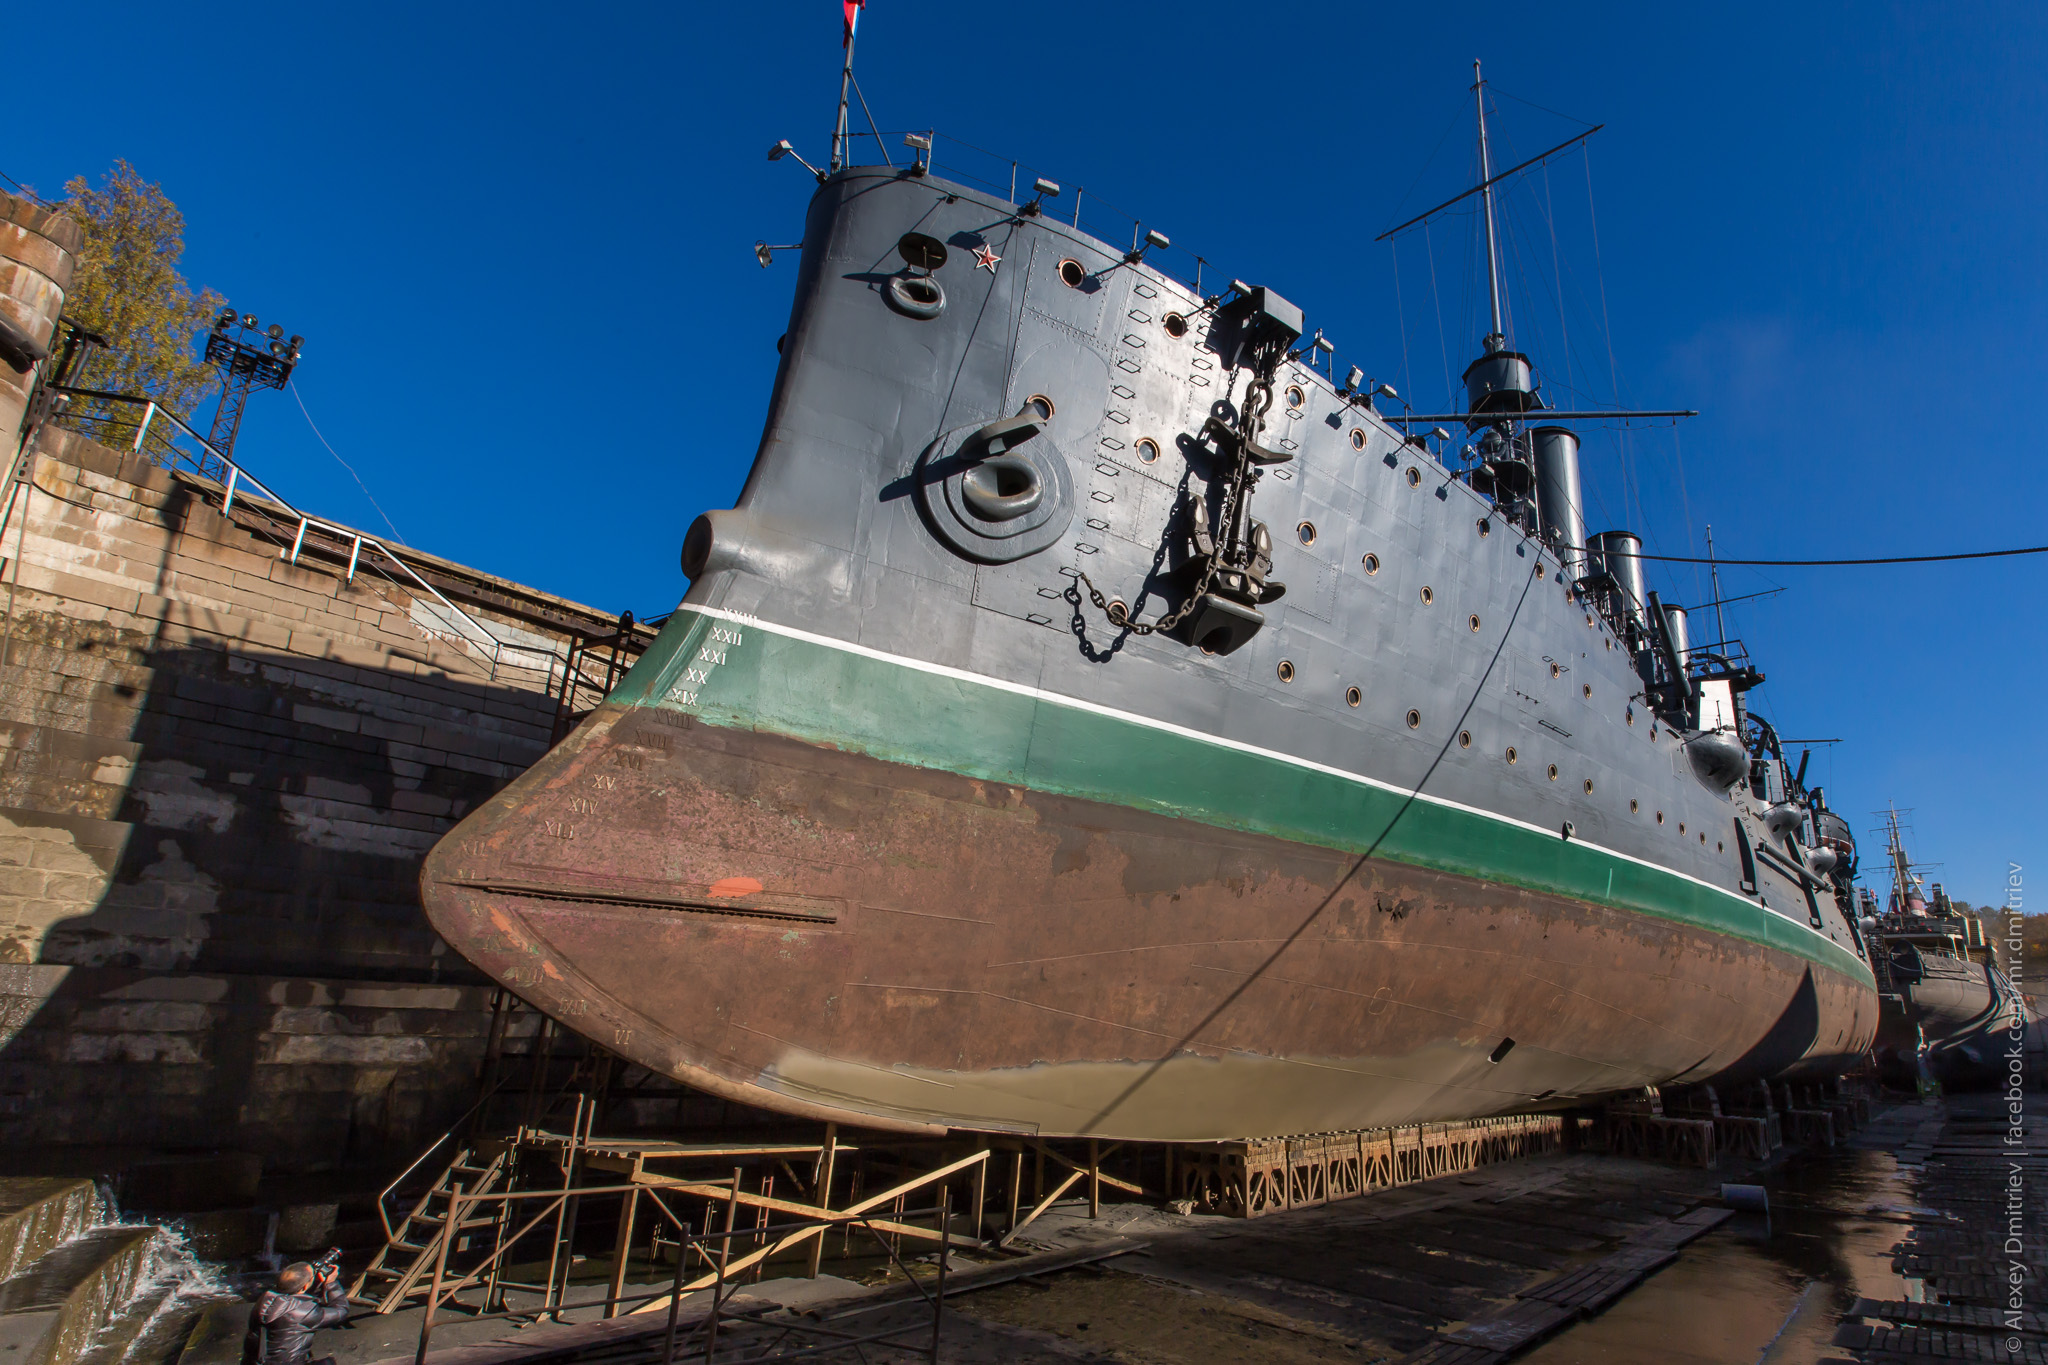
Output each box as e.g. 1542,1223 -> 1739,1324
0,428 -> 603,1175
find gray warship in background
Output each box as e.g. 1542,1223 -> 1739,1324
1860,808 -> 2021,1090
419,67 -> 1878,1140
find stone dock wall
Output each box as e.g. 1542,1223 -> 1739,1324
0,421 -> 649,1173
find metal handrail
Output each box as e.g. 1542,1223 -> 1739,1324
48,387 -> 528,681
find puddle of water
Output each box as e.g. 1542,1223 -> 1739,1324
1521,1146 -> 1914,1365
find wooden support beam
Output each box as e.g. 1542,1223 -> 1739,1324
629,1149 -> 992,1313
996,1168 -> 1085,1250
603,1188 -> 638,1318
805,1123 -> 837,1280
1007,1150 -> 1023,1233
1032,1141 -> 1141,1197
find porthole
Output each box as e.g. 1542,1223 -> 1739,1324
1458,730 -> 1472,749
1406,709 -> 1421,730
1349,428 -> 1366,451
1024,393 -> 1056,419
1583,779 -> 1594,794
1162,312 -> 1188,338
1547,764 -> 1559,781
1605,637 -> 1614,651
1405,467 -> 1422,488
1679,823 -> 1686,835
1420,586 -> 1434,605
1135,437 -> 1160,464
1549,662 -> 1561,679
1630,799 -> 1639,814
1284,384 -> 1306,410
1469,614 -> 1481,632
1700,832 -> 1707,844
1297,521 -> 1317,546
1656,812 -> 1665,825
1277,660 -> 1295,683
1505,747 -> 1518,765
1717,840 -> 1725,852
1345,686 -> 1361,708
1582,684 -> 1592,699
1058,258 -> 1086,288
1362,553 -> 1380,575
1626,709 -> 1634,726
1477,518 -> 1491,538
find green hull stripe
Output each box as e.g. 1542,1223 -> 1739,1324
613,606 -> 1873,987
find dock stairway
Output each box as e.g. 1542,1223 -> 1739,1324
348,1146 -> 510,1314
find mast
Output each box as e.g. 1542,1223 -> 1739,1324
1886,805 -> 1919,911
1472,59 -> 1505,349
831,2 -> 861,172
1706,524 -> 1728,647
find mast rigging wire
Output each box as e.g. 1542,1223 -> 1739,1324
1571,541 -> 2048,568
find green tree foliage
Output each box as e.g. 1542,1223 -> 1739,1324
55,161 -> 222,454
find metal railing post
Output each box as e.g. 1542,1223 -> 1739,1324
287,517 -> 308,566
221,465 -> 239,518
659,1227 -> 689,1365
131,402 -> 156,453
930,1186 -> 951,1363
705,1170 -> 740,1361
347,536 -> 362,584
414,1180 -> 462,1365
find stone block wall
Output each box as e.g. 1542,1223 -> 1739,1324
0,423 -> 650,1172
0,194 -> 77,453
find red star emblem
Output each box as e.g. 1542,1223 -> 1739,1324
973,243 -> 1001,273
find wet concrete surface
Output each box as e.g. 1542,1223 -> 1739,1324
174,1095 -> 2046,1364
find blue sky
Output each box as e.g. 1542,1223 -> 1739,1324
11,3 -> 2044,909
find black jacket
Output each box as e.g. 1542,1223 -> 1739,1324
242,1280 -> 349,1365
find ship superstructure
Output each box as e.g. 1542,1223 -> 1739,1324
1864,807 -> 2017,1088
418,71 -> 1877,1140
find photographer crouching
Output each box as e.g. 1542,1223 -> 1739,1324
243,1252 -> 349,1365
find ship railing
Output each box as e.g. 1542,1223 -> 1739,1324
840,128 -> 1224,297
39,388 -> 565,688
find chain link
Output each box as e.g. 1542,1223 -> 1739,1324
1073,352 -> 1278,637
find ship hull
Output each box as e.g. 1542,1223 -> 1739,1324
421,609 -> 1876,1141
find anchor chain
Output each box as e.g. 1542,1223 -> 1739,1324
1074,358 -> 1276,637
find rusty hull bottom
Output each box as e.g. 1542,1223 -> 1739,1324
420,709 -> 1874,1141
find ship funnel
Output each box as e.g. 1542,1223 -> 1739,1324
1593,531 -> 1647,627
1663,605 -> 1691,673
1531,427 -> 1586,579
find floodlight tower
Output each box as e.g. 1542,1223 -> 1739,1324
202,307 -> 301,476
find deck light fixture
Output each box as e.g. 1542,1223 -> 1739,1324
1022,177 -> 1060,216
1124,227 -> 1170,263
754,241 -> 804,268
768,139 -> 826,182
903,132 -> 931,175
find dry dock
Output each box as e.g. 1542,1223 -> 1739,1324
161,1091 -> 2029,1365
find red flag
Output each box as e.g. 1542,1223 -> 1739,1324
843,0 -> 864,47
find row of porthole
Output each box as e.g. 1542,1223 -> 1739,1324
1275,669 -> 1687,819
1117,283 -> 1655,752
1067,257 -> 1195,338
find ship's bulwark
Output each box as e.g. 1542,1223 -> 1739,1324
422,610 -> 1874,1142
